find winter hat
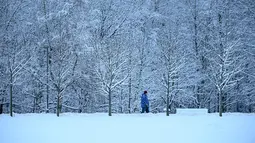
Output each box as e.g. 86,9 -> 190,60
144,90 -> 147,94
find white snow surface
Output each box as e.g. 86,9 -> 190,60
1,113 -> 255,143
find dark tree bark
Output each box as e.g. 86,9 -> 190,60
108,88 -> 112,116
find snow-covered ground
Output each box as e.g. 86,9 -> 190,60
0,113 -> 255,143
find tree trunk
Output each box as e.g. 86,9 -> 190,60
43,0 -> 50,113
128,74 -> 131,114
166,73 -> 170,116
218,11 -> 224,117
33,97 -> 36,113
46,45 -> 49,113
166,94 -> 169,116
194,0 -> 198,55
219,89 -> 223,117
128,49 -> 132,114
193,0 -> 201,108
108,89 -> 112,116
57,93 -> 60,117
10,74 -> 13,117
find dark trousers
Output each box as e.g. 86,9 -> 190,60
141,106 -> 149,113
0,104 -> 2,114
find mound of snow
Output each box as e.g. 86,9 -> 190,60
176,108 -> 208,115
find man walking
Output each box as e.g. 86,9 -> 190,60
141,90 -> 149,113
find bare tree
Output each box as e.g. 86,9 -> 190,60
204,0 -> 246,116
0,0 -> 35,116
157,21 -> 186,116
42,0 -> 51,113
89,0 -> 129,116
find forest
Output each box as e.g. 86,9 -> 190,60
0,0 -> 255,116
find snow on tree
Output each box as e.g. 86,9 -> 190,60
0,0 -> 254,116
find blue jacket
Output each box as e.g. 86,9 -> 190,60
141,93 -> 149,108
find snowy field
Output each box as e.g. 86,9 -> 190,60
1,113 -> 255,143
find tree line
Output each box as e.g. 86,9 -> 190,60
0,0 -> 254,116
